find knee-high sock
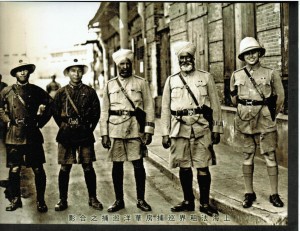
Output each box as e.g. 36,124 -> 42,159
133,161 -> 146,200
267,166 -> 278,195
84,168 -> 97,198
33,167 -> 46,202
58,170 -> 70,200
197,172 -> 211,205
179,168 -> 194,201
112,162 -> 124,200
243,164 -> 254,193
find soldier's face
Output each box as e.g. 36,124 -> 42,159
244,49 -> 260,65
179,53 -> 195,73
68,66 -> 83,85
15,68 -> 30,84
118,59 -> 132,78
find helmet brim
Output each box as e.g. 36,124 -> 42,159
238,47 -> 266,61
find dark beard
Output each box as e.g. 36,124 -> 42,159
119,69 -> 132,78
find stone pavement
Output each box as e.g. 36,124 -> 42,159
146,119 -> 288,225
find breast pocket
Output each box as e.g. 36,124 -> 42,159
130,88 -> 142,102
109,89 -> 121,103
171,86 -> 184,98
256,77 -> 272,97
234,78 -> 247,98
195,81 -> 207,96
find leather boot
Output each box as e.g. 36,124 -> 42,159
34,167 -> 48,213
107,200 -> 125,212
55,169 -> 70,211
6,197 -> 22,211
171,200 -> 195,212
84,168 -> 103,210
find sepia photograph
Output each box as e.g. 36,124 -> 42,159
0,1 -> 297,231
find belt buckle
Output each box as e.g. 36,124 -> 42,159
245,100 -> 253,106
187,109 -> 194,116
68,118 -> 79,125
16,118 -> 25,125
122,110 -> 129,116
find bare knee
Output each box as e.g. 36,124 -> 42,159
263,151 -> 277,167
243,153 -> 255,165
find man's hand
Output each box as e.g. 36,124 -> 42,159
212,132 -> 220,145
101,135 -> 111,149
144,133 -> 152,145
162,135 -> 171,149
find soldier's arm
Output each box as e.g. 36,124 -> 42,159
37,88 -> 54,128
99,83 -> 110,136
90,89 -> 101,131
207,74 -> 223,134
272,70 -> 285,114
52,90 -> 63,127
161,77 -> 171,136
142,80 -> 155,134
0,87 -> 11,123
229,73 -> 238,106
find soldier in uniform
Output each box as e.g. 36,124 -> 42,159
46,74 -> 61,98
100,49 -> 155,212
161,41 -> 223,216
230,37 -> 285,208
52,59 -> 103,211
0,59 -> 53,212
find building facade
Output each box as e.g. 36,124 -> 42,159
89,2 -> 290,167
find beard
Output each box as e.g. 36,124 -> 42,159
180,63 -> 194,72
119,69 -> 132,78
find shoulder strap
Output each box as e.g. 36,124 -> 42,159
178,73 -> 200,107
243,67 -> 265,100
12,85 -> 26,106
116,78 -> 136,110
65,88 -> 79,115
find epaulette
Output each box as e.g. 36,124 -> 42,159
260,65 -> 273,70
197,69 -> 209,74
169,72 -> 180,77
233,67 -> 245,74
133,75 -> 146,81
107,77 -> 118,83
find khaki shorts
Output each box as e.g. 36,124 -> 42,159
169,131 -> 212,169
108,138 -> 142,162
58,143 -> 96,164
239,131 -> 277,154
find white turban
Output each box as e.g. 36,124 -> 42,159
174,41 -> 196,57
112,49 -> 134,65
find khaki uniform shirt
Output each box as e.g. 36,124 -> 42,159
100,75 -> 155,138
161,70 -> 223,138
230,64 -> 284,134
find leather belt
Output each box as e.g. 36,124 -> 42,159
10,118 -> 36,126
238,99 -> 265,106
109,110 -> 136,116
171,108 -> 203,116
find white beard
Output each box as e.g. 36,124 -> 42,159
180,64 -> 193,72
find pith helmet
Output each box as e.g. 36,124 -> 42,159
63,58 -> 88,76
238,37 -> 265,61
10,59 -> 36,77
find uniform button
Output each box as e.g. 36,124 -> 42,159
190,102 -> 193,105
